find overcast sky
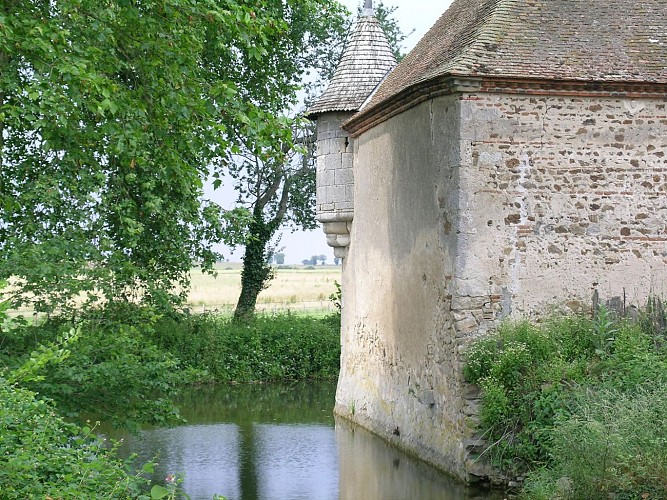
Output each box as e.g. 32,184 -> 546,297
216,1 -> 453,264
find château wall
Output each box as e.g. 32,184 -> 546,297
333,90 -> 667,481
336,95 -> 473,478
459,93 -> 667,321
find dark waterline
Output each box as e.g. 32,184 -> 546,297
107,381 -> 503,500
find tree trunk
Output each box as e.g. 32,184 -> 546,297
233,214 -> 275,320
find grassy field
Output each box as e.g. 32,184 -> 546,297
187,263 -> 341,314
4,264 -> 342,316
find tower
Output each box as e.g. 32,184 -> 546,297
306,2 -> 396,258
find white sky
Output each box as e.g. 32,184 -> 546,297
213,0 -> 453,264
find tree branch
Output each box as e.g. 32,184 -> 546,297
271,174 -> 293,226
256,166 -> 284,210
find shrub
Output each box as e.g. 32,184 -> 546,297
0,307 -> 190,430
522,386 -> 667,499
150,312 -> 341,382
464,302 -> 667,478
0,378 -> 150,499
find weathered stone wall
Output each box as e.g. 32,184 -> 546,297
335,90 -> 667,482
316,112 -> 355,222
458,93 -> 667,324
316,112 -> 355,258
337,95 -> 474,478
448,92 -> 667,477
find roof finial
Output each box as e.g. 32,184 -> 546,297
363,0 -> 374,17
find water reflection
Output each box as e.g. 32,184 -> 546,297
112,382 -> 500,500
134,424 -> 242,499
255,424 -> 338,500
336,419 -> 495,500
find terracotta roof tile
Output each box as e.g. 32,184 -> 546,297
366,0 -> 667,110
307,15 -> 397,116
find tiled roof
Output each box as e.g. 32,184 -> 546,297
306,15 -> 397,116
366,0 -> 667,109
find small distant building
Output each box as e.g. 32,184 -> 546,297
308,0 -> 667,482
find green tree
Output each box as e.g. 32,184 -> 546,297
274,252 -> 286,265
229,2 -> 348,320
0,0 -> 322,313
230,1 -> 409,319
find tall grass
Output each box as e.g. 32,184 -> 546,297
186,264 -> 340,313
463,304 -> 667,498
524,386 -> 667,499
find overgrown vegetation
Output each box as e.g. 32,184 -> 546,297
463,303 -> 667,499
0,273 -> 340,497
1,308 -> 190,431
1,309 -> 340,425
0,296 -> 154,498
0,378 -> 153,499
149,312 -> 340,382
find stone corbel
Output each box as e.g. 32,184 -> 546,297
321,218 -> 352,259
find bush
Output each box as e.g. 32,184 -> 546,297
0,306 -> 191,430
150,312 -> 341,382
0,378 -> 150,499
522,386 -> 667,499
464,304 -> 667,490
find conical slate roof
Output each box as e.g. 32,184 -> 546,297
307,14 -> 397,116
365,0 -> 667,110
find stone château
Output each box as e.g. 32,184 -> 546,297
308,0 -> 667,482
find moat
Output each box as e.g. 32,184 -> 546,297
108,381 -> 503,500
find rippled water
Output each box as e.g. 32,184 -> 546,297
109,381 -> 502,500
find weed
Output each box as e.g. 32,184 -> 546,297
464,307 -> 667,484
464,302 -> 667,498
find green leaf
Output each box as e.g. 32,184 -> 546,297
150,485 -> 171,499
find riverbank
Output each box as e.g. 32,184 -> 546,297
0,304 -> 341,499
464,304 -> 667,498
4,296 -> 666,498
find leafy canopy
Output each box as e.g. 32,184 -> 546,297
0,0 -> 342,312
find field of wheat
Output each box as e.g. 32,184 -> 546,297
187,263 -> 341,313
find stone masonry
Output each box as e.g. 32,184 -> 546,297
337,88 -> 667,483
315,112 -> 355,258
309,0 -> 667,485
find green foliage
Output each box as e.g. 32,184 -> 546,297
0,0 -> 336,312
0,308 -> 191,430
234,210 -> 280,319
273,252 -> 286,265
522,387 -> 667,499
149,312 -> 341,382
220,0 -> 349,318
5,327 -> 78,385
464,303 -> 667,498
330,280 -> 342,313
0,378 -> 151,498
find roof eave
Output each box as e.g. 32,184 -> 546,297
343,74 -> 667,136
